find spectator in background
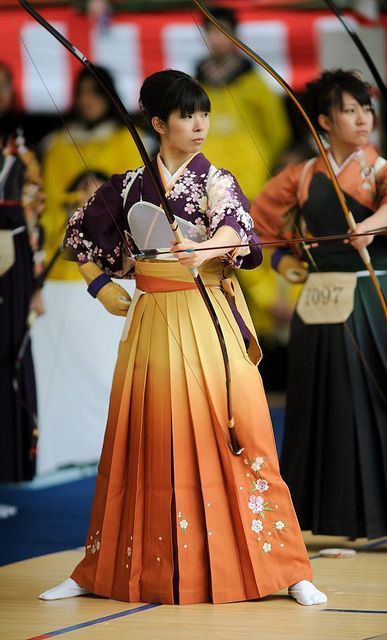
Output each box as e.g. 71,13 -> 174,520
195,7 -> 297,393
0,62 -> 45,485
33,65 -> 142,476
195,6 -> 291,200
41,65 -> 142,280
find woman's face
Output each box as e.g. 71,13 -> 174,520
319,91 -> 374,149
206,23 -> 235,57
156,109 -> 210,157
75,77 -> 110,123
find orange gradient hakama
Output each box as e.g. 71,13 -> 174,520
72,259 -> 312,604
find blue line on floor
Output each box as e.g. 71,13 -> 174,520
322,608 -> 387,615
25,603 -> 161,639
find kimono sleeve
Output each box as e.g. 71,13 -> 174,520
206,168 -> 262,269
375,157 -> 387,207
63,172 -> 129,277
250,163 -> 304,243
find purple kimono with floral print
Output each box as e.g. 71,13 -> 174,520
64,153 -> 262,275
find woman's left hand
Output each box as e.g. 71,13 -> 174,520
170,239 -> 209,268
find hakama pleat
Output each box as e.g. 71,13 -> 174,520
72,260 -> 312,603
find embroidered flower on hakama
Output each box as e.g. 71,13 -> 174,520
251,456 -> 265,472
253,478 -> 269,493
251,519 -> 264,533
86,529 -> 101,555
178,512 -> 189,533
179,519 -> 188,532
248,495 -> 265,514
274,521 -> 287,531
244,453 -> 290,553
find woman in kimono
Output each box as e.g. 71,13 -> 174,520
0,94 -> 45,482
39,70 -> 326,606
251,69 -> 387,539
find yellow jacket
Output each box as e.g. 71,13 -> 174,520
201,70 -> 291,200
42,121 -> 142,280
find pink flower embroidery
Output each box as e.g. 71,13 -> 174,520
184,203 -> 196,215
253,479 -> 269,493
251,456 -> 265,472
248,495 -> 265,514
251,519 -> 264,533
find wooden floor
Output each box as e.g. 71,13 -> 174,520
0,535 -> 386,640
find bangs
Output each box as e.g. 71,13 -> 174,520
140,70 -> 211,127
306,70 -> 374,132
331,73 -> 372,109
331,80 -> 372,110
165,79 -> 211,118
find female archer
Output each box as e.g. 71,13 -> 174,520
39,70 -> 326,607
251,69 -> 387,540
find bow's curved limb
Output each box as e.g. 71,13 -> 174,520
19,0 -> 243,454
323,0 -> 387,104
193,0 -> 387,320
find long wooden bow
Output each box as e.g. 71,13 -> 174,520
193,0 -> 387,320
18,0 -> 244,455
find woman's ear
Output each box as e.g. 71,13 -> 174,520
151,116 -> 166,136
317,113 -> 331,134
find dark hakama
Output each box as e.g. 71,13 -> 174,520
0,157 -> 37,481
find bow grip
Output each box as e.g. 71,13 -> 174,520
348,211 -> 371,264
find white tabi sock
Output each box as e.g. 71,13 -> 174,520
288,580 -> 327,606
39,578 -> 89,600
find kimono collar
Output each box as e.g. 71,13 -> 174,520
140,152 -> 212,220
157,153 -> 199,192
326,144 -> 379,177
142,153 -> 211,200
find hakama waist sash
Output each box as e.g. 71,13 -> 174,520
122,260 -> 260,364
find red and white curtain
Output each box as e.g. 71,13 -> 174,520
1,6 -> 386,112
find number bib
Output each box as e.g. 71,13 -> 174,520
0,230 -> 15,276
296,272 -> 357,324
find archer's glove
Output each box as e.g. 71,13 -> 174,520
97,282 -> 131,316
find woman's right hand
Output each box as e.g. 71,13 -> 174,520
96,282 -> 131,316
